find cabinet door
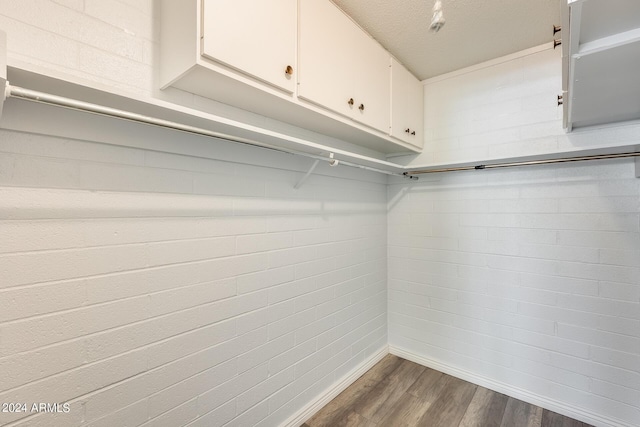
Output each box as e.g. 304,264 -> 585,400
298,0 -> 357,117
407,71 -> 424,148
391,58 -> 423,148
351,35 -> 390,133
299,0 -> 391,134
201,0 -> 297,93
390,57 -> 410,142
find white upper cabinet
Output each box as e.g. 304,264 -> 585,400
390,58 -> 424,148
352,27 -> 393,133
298,0 -> 391,134
201,0 -> 297,93
160,0 -> 423,154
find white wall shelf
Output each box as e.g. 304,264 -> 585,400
2,66 -> 408,177
404,145 -> 640,175
3,65 -> 638,181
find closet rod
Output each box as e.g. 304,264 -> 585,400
406,152 -> 640,175
5,85 -> 411,179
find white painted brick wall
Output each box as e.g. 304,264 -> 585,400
2,2 -> 640,427
0,0 -> 155,96
0,125 -> 387,427
389,49 -> 640,426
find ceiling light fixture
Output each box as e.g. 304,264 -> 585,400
430,0 -> 446,33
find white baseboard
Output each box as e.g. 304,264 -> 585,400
390,345 -> 635,427
281,345 -> 389,427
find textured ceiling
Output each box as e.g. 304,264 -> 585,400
332,0 -> 562,80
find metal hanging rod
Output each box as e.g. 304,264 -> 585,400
4,84 -> 411,179
406,152 -> 640,175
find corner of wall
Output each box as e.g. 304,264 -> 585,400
0,29 -> 7,120
282,345 -> 389,427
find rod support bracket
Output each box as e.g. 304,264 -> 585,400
402,172 -> 419,181
328,152 -> 339,167
294,159 -> 320,190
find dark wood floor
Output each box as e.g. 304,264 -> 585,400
304,355 -> 592,427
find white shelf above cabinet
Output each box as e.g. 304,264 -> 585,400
564,0 -> 640,129
159,0 -> 421,155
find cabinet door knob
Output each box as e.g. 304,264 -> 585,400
347,98 -> 354,106
359,103 -> 365,111
411,131 -> 416,136
285,65 -> 293,76
405,128 -> 410,133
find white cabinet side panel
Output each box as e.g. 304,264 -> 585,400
160,0 -> 199,88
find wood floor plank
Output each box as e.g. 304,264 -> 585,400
362,354 -> 405,382
501,398 -> 543,427
340,411 -> 378,427
376,393 -> 434,427
406,367 -> 449,403
352,359 -> 426,422
542,409 -> 593,427
307,356 -> 591,427
305,355 -> 402,427
459,387 -> 509,427
416,376 -> 478,427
